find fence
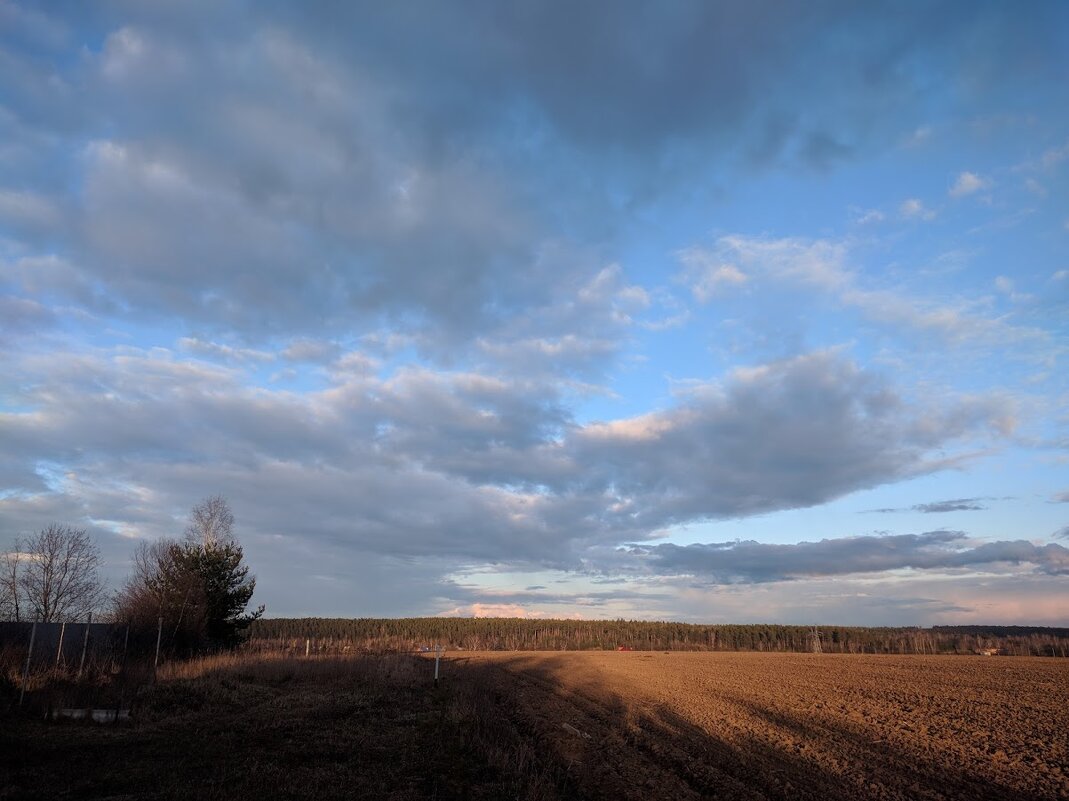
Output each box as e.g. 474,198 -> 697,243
0,621 -> 134,675
0,619 -> 157,713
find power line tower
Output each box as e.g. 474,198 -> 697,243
809,626 -> 823,654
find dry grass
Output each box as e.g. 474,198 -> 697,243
2,650 -> 571,800
156,650 -> 423,684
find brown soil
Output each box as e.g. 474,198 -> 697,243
447,651 -> 1069,801
3,651 -> 1066,800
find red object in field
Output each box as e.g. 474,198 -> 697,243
617,646 -> 633,651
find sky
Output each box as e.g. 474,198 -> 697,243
2,1 -> 1068,626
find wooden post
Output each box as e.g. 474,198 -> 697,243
20,622 -> 37,706
153,616 -> 163,675
55,621 -> 67,670
434,645 -> 442,686
305,638 -> 310,658
77,612 -> 92,679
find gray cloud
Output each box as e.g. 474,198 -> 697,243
270,1 -> 1065,161
867,498 -> 992,514
4,2 -> 1065,350
0,295 -> 56,342
623,531 -> 1069,584
2,2 -> 1063,621
560,352 -> 1012,527
913,499 -> 985,513
1,348 -> 1014,574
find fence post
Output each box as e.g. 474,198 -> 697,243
154,616 -> 163,676
55,621 -> 67,671
77,612 -> 92,679
305,638 -> 310,658
20,622 -> 37,707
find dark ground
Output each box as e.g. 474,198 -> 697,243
4,651 -> 1066,801
1,654 -> 566,801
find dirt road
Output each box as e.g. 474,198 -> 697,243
446,651 -> 1069,800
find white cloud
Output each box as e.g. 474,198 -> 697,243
900,198 -> 937,220
678,247 -> 749,302
855,208 -> 885,225
178,338 -> 275,364
281,338 -> 342,363
948,171 -> 988,198
902,125 -> 933,147
682,234 -> 1047,348
1040,141 -> 1069,171
686,236 -> 848,293
1024,178 -> 1047,197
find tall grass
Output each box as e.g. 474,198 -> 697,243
157,650 -> 421,683
152,650 -> 568,799
5,646 -> 569,798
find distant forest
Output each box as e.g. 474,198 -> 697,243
249,618 -> 1069,657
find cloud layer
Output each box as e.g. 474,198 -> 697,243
624,531 -> 1069,584
4,2 -> 1067,348
2,2 -> 1067,623
0,349 -> 1014,571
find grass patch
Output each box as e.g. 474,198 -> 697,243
1,653 -> 569,800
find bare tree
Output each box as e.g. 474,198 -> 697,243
114,539 -> 207,647
185,495 -> 235,549
17,524 -> 104,622
1,547 -> 22,621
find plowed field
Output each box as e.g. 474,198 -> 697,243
448,652 -> 1069,800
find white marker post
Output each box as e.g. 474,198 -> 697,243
153,615 -> 163,677
77,612 -> 92,679
19,621 -> 37,707
434,645 -> 442,687
55,621 -> 67,671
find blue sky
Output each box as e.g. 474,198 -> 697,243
2,1 -> 1067,624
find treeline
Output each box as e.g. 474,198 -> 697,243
249,618 -> 1069,657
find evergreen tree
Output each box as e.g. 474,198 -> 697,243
172,538 -> 264,648
115,497 -> 263,651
